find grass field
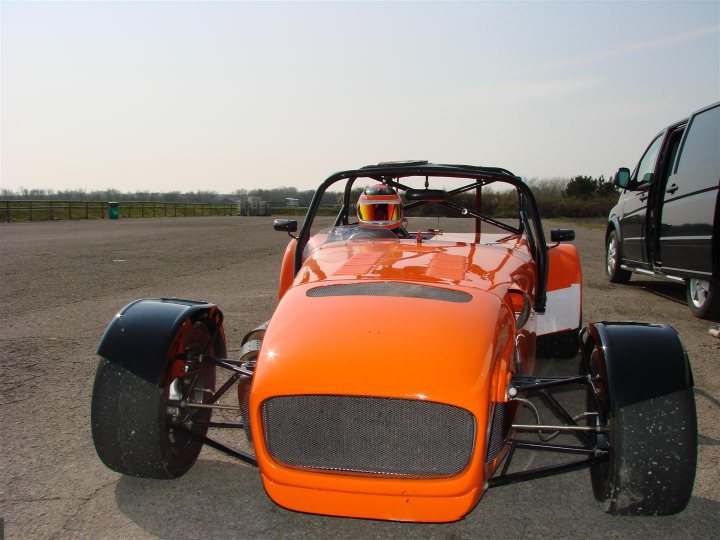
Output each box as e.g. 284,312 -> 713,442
0,200 -> 345,222
0,200 -> 236,222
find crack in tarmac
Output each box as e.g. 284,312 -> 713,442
695,388 -> 720,409
46,480 -> 116,540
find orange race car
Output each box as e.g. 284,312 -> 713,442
91,162 -> 697,522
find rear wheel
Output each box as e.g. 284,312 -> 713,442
586,350 -> 697,515
606,230 -> 631,284
686,278 -> 720,320
91,317 -> 222,479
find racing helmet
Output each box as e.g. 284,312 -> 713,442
356,184 -> 403,229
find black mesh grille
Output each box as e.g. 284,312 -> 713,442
486,402 -> 509,462
262,395 -> 476,478
306,282 -> 472,303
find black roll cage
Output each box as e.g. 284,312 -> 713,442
294,162 -> 548,312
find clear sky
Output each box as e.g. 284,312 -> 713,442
1,0 -> 718,193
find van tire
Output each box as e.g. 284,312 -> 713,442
606,230 -> 631,284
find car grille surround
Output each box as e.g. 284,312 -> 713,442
485,401 -> 510,463
261,395 -> 476,478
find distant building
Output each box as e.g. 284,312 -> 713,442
285,198 -> 300,207
237,197 -> 272,216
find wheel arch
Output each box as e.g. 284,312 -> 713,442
580,321 -> 693,409
96,298 -> 225,383
606,216 -> 622,244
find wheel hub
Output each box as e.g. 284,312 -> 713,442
607,237 -> 618,275
689,278 -> 710,308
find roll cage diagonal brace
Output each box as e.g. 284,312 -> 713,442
295,163 -> 548,312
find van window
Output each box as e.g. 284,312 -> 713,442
634,135 -> 663,186
674,104 -> 720,192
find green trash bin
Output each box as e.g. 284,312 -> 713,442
108,202 -> 119,220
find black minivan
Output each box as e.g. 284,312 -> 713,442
606,102 -> 720,319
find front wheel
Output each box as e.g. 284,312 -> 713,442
606,230 -> 631,284
686,278 -> 720,320
586,350 -> 697,515
91,317 -> 222,479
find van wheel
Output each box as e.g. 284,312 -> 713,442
686,278 -> 720,320
606,230 -> 631,284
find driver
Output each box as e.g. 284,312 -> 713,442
356,184 -> 404,232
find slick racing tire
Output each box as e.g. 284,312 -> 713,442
606,230 -> 631,284
91,318 -> 222,479
585,349 -> 697,515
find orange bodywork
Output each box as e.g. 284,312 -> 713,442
277,238 -> 297,300
251,233 -> 541,522
537,243 -> 583,336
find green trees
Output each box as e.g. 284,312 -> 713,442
565,175 -> 618,199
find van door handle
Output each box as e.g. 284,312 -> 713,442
666,184 -> 678,195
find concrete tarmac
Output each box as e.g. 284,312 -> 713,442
1,216 -> 718,539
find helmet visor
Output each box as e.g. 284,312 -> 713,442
358,202 -> 401,223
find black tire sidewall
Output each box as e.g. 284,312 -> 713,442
91,317 -> 221,479
585,346 -> 697,515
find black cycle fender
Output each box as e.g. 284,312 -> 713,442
580,322 -> 693,409
97,298 -> 224,383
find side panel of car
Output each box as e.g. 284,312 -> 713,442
536,243 -> 582,336
659,103 -> 720,278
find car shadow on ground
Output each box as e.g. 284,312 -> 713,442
115,458 -> 720,540
625,279 -> 688,305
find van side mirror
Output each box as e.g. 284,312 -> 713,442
614,167 -> 631,189
273,219 -> 297,233
550,229 -> 575,243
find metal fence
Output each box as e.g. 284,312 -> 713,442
0,200 -> 237,223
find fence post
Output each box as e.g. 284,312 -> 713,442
85,202 -> 89,219
49,200 -> 53,221
29,202 -> 33,222
5,201 -> 9,223
68,201 -> 71,220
